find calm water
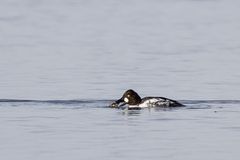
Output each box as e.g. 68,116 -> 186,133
0,100 -> 240,160
1,0 -> 240,159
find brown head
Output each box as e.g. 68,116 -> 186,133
113,89 -> 142,107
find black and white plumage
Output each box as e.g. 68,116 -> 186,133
110,89 -> 184,109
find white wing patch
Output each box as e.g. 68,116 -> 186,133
124,97 -> 129,103
137,98 -> 171,108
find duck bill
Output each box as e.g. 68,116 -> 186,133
115,97 -> 124,104
119,102 -> 127,107
115,97 -> 127,107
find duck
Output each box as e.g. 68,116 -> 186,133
110,89 -> 184,109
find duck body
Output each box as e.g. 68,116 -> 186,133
110,89 -> 184,109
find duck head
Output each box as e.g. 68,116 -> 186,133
110,89 -> 142,108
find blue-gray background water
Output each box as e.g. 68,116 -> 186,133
0,0 -> 240,159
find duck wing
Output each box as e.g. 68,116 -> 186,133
141,97 -> 184,107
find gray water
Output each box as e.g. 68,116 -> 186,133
1,0 -> 240,159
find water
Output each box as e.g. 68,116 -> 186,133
1,0 -> 240,159
0,100 -> 240,160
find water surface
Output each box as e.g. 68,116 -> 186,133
1,0 -> 240,159
0,0 -> 240,100
0,100 -> 240,160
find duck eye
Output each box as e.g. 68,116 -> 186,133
127,94 -> 130,97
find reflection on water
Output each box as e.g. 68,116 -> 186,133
0,100 -> 240,160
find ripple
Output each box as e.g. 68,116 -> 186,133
0,99 -> 240,109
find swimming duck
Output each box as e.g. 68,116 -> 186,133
110,89 -> 184,109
